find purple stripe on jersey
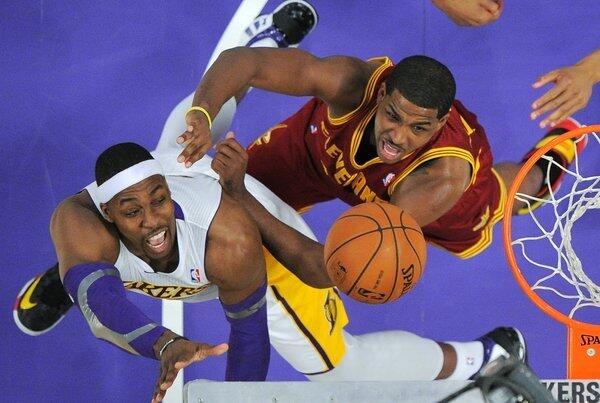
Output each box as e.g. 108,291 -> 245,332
173,200 -> 184,220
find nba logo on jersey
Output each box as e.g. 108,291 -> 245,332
309,124 -> 318,134
190,268 -> 203,283
382,173 -> 396,186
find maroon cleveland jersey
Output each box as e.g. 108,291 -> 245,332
247,57 -> 505,258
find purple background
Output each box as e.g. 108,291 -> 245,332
2,1 -> 598,401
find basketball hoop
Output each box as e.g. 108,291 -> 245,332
503,124 -> 600,379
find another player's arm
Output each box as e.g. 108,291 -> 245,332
51,192 -> 227,403
212,134 -> 333,289
389,156 -> 471,227
203,192 -> 271,381
531,48 -> 600,128
431,0 -> 503,27
180,47 -> 373,166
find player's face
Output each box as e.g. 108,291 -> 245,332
373,85 -> 448,164
104,175 -> 178,266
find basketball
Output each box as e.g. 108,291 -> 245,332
324,202 -> 426,304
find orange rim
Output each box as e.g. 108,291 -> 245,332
503,124 -> 600,328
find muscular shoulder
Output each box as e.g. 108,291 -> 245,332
324,56 -> 380,116
423,156 -> 471,182
51,190 -> 119,275
408,157 -> 471,195
390,157 -> 471,226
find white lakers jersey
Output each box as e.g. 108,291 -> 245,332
85,152 -> 317,303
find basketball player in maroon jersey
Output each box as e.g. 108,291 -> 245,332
180,47 -> 582,260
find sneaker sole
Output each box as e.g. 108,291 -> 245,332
273,0 -> 319,35
13,276 -> 67,336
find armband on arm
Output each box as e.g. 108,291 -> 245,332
63,262 -> 166,359
221,282 -> 270,381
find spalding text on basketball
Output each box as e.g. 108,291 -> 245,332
400,264 -> 415,295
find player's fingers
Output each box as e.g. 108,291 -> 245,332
152,389 -> 166,403
210,157 -> 222,170
153,373 -> 168,402
481,0 -> 500,16
532,69 -> 560,89
157,364 -> 169,386
532,90 -> 569,121
223,135 -> 247,155
215,141 -> 244,161
543,98 -> 581,128
158,363 -> 173,389
531,83 -> 568,116
175,343 -> 228,370
200,343 -> 229,359
186,143 -> 212,167
176,130 -> 193,145
178,141 -> 198,163
214,143 -> 235,160
211,155 -> 230,172
152,383 -> 162,403
211,158 -> 231,181
159,368 -> 179,390
181,143 -> 204,167
215,140 -> 248,167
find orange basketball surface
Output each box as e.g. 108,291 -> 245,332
324,202 -> 427,304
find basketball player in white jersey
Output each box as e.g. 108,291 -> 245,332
54,142 -> 278,402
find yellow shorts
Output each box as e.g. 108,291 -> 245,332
265,251 -> 349,375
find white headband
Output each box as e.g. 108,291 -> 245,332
96,159 -> 164,203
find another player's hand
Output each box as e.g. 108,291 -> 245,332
531,65 -> 594,128
151,338 -> 228,403
212,132 -> 249,201
176,109 -> 212,168
432,0 -> 503,27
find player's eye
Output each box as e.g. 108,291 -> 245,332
412,126 -> 426,134
387,110 -> 399,121
125,209 -> 140,218
152,197 -> 166,207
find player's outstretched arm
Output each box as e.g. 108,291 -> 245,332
431,0 -> 503,27
212,133 -> 333,289
51,192 -> 227,403
178,47 -> 371,168
531,48 -> 600,128
203,189 -> 271,381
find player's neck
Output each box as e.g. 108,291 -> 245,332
355,120 -> 378,165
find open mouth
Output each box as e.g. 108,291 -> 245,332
378,138 -> 403,160
145,229 -> 169,255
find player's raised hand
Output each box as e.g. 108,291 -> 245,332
212,132 -> 249,200
151,337 -> 228,403
432,0 -> 503,27
176,106 -> 213,168
531,65 -> 595,128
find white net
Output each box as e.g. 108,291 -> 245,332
512,131 -> 600,319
